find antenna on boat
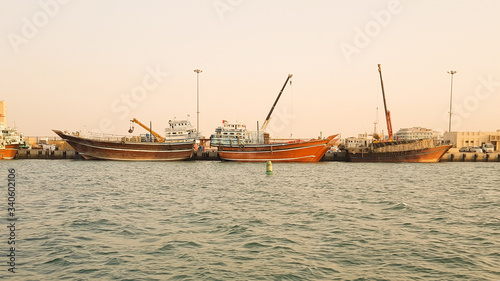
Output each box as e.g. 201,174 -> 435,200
261,74 -> 293,132
378,64 -> 393,141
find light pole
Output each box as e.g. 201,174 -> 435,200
194,69 -> 202,134
447,70 -> 457,132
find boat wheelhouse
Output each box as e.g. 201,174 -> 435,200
209,120 -> 252,146
164,119 -> 200,141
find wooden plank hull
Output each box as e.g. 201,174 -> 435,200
53,130 -> 194,161
347,144 -> 453,163
0,144 -> 19,160
218,135 -> 338,162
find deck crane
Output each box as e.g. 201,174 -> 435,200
260,74 -> 293,132
377,64 -> 393,141
128,118 -> 166,142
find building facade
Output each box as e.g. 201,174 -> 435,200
0,100 -> 7,128
394,127 -> 439,140
344,133 -> 374,148
443,131 -> 500,151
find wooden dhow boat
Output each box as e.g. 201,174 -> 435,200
218,134 -> 339,162
214,74 -> 339,162
346,139 -> 452,163
345,65 -> 452,163
53,126 -> 195,161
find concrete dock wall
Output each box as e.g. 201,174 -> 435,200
192,151 -> 220,161
14,149 -> 346,161
13,149 -> 500,162
440,147 -> 500,162
16,149 -> 84,160
321,151 -> 347,161
441,152 -> 500,162
15,150 -> 222,161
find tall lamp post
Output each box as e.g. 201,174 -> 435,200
194,69 -> 202,134
447,70 -> 457,132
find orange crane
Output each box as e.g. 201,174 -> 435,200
129,118 -> 165,142
378,64 -> 393,141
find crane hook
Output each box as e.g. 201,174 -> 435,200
128,121 -> 134,133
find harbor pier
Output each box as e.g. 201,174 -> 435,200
321,151 -> 347,161
440,148 -> 500,162
192,151 -> 220,161
12,149 -> 500,162
14,149 -> 347,161
15,149 -> 84,160
441,151 -> 500,162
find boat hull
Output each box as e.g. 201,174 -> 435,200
218,135 -> 338,162
347,144 -> 453,163
53,130 -> 194,161
0,144 -> 19,160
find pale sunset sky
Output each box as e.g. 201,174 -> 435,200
1,0 -> 499,139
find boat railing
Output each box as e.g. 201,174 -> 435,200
67,131 -> 149,143
74,131 -> 196,143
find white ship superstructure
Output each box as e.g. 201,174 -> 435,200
164,119 -> 200,141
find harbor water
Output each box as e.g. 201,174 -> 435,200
2,160 -> 499,280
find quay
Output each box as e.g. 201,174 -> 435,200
14,149 -> 348,161
14,149 -> 225,161
440,148 -> 500,162
16,149 -> 84,160
192,151 -> 221,161
13,149 -> 500,162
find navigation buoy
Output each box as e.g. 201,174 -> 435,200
266,160 -> 274,175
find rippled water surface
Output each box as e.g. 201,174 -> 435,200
2,160 -> 499,280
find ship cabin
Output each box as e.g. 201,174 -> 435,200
164,119 -> 199,141
210,121 -> 249,147
1,127 -> 25,146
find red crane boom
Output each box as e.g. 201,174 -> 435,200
378,64 -> 393,141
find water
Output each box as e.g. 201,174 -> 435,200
1,160 -> 499,280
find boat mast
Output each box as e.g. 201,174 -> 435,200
261,74 -> 293,132
377,64 -> 393,141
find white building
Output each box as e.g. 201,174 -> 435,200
0,100 -> 7,128
344,133 -> 374,148
394,127 -> 439,141
444,131 -> 500,151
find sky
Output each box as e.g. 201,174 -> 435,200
1,0 -> 500,139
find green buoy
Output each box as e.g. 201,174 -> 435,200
266,160 -> 274,175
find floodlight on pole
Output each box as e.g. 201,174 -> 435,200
447,70 -> 457,132
194,69 -> 202,133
